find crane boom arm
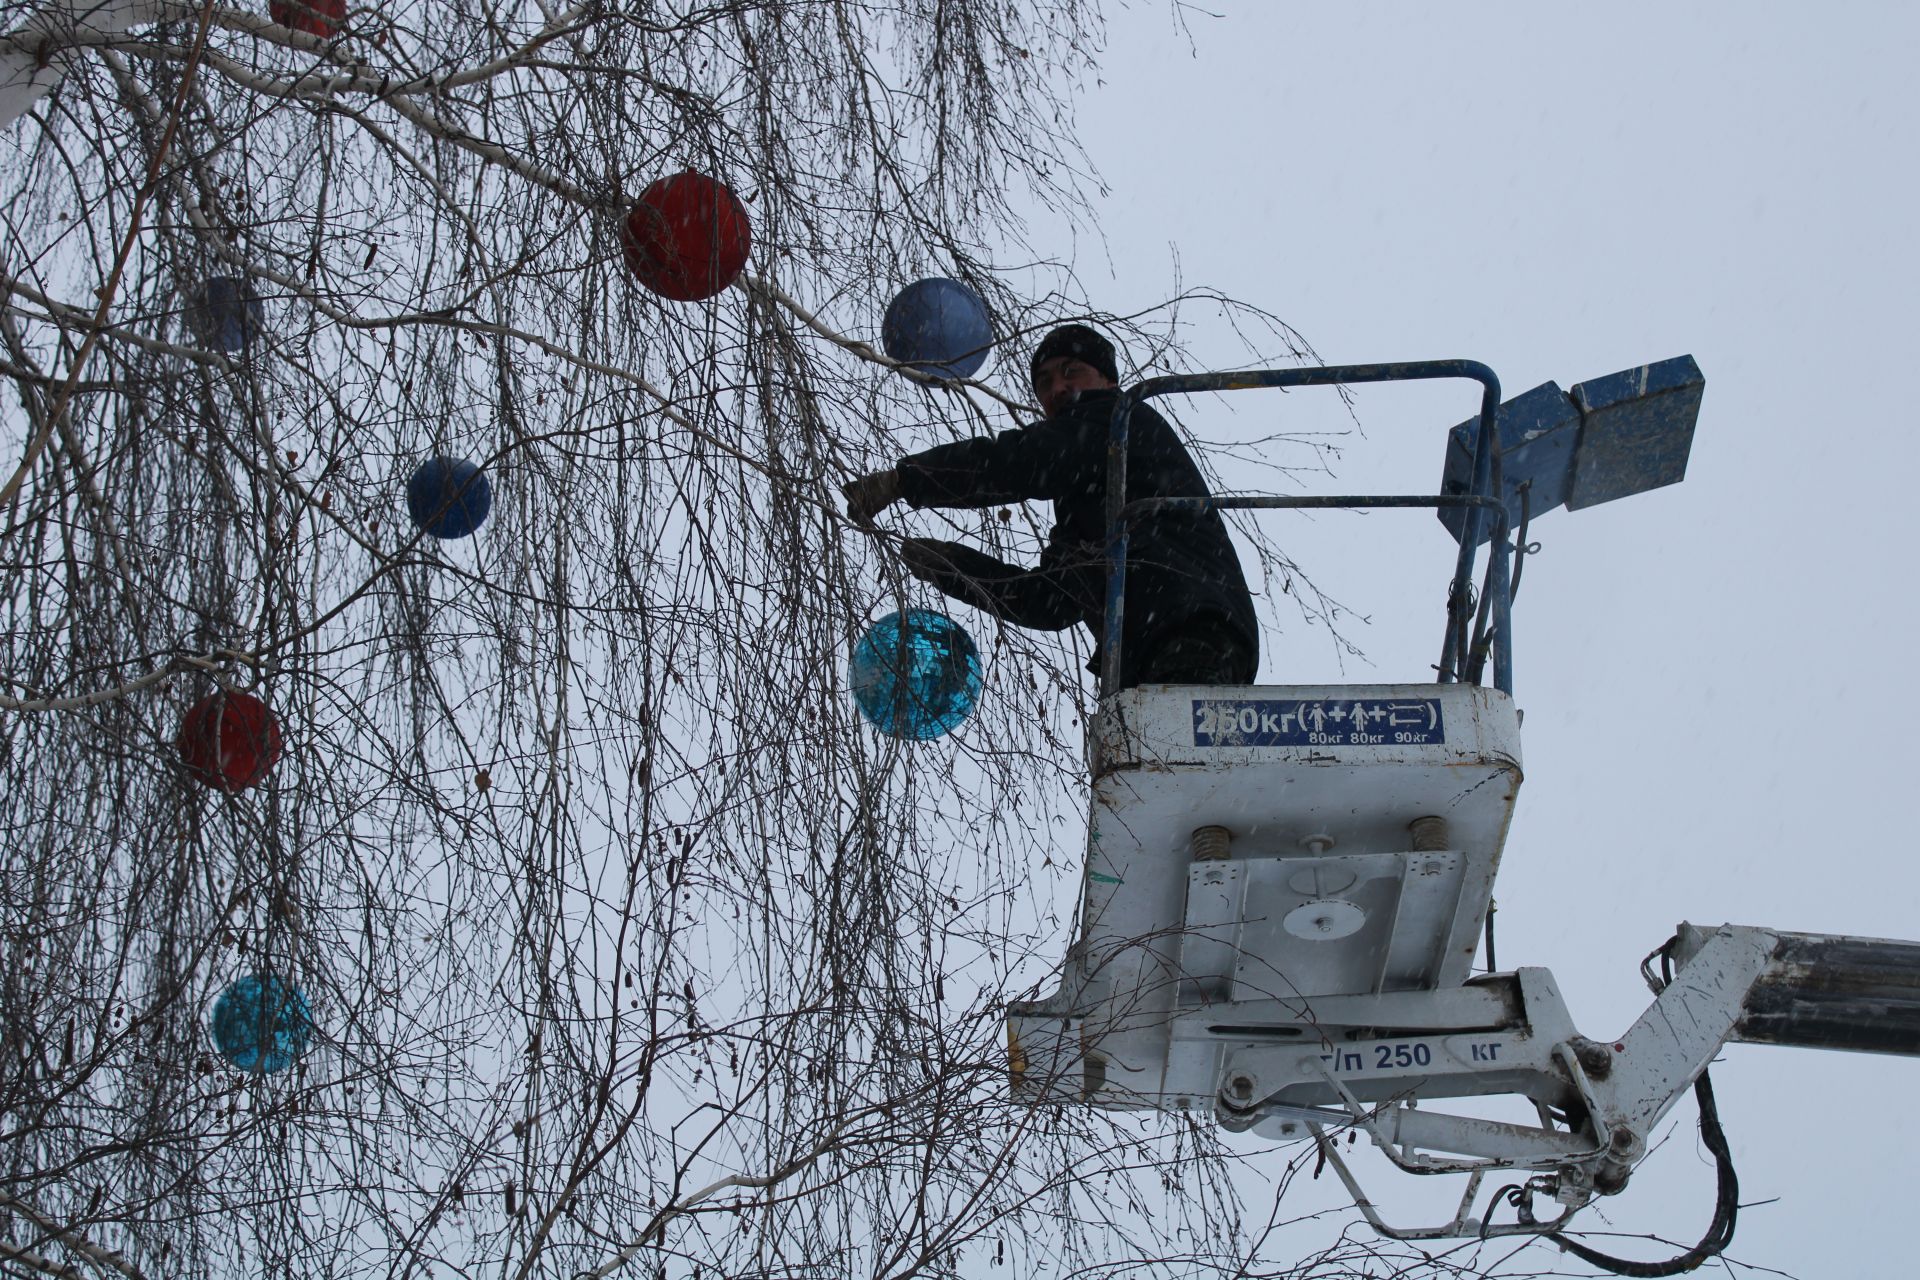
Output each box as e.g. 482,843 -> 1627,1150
1673,922 -> 1920,1057
1013,922 -> 1920,1239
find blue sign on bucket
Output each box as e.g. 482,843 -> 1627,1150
850,609 -> 982,740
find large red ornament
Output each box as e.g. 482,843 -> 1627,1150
621,172 -> 751,302
177,691 -> 283,792
268,0 -> 347,39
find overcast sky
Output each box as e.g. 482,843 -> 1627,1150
1024,2 -> 1920,1272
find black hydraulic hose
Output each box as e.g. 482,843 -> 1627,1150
1467,486 -> 1535,685
1509,485 -> 1535,602
1547,1069 -> 1739,1276
1464,572 -> 1495,686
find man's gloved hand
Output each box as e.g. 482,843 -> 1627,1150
898,537 -> 952,584
841,468 -> 902,526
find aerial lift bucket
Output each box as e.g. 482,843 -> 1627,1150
1005,358 -> 1920,1252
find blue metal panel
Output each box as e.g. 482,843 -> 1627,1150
1437,381 -> 1580,544
1565,355 -> 1704,510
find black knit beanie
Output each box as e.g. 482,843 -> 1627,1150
1030,324 -> 1120,385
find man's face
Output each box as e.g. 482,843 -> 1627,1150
1032,355 -> 1116,418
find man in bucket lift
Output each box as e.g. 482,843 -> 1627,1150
843,324 -> 1259,689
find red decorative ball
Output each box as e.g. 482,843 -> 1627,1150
177,691 -> 283,792
268,0 -> 346,39
621,172 -> 751,302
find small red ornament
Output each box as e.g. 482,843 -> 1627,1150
621,172 -> 751,302
269,0 -> 347,39
177,691 -> 283,792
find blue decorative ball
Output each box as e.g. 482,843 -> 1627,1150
186,276 -> 263,353
850,609 -> 983,740
211,973 -> 313,1074
881,278 -> 992,379
406,456 -> 492,539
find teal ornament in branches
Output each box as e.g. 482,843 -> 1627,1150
850,609 -> 983,740
211,974 -> 313,1074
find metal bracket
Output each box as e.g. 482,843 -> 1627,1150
1306,1123 -> 1582,1241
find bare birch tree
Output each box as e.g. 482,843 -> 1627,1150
0,5 -> 1383,1279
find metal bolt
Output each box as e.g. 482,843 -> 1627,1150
1573,1039 -> 1613,1079
1409,815 -> 1449,852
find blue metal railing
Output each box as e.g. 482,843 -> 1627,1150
1101,361 -> 1514,698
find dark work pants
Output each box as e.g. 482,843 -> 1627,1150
1128,613 -> 1258,687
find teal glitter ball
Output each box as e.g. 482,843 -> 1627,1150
850,609 -> 982,740
211,973 -> 313,1074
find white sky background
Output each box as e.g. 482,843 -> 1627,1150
1001,2 -> 1920,1273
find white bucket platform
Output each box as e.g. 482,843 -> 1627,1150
1010,681 -> 1523,1109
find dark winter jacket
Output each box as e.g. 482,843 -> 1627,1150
894,387 -> 1259,687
